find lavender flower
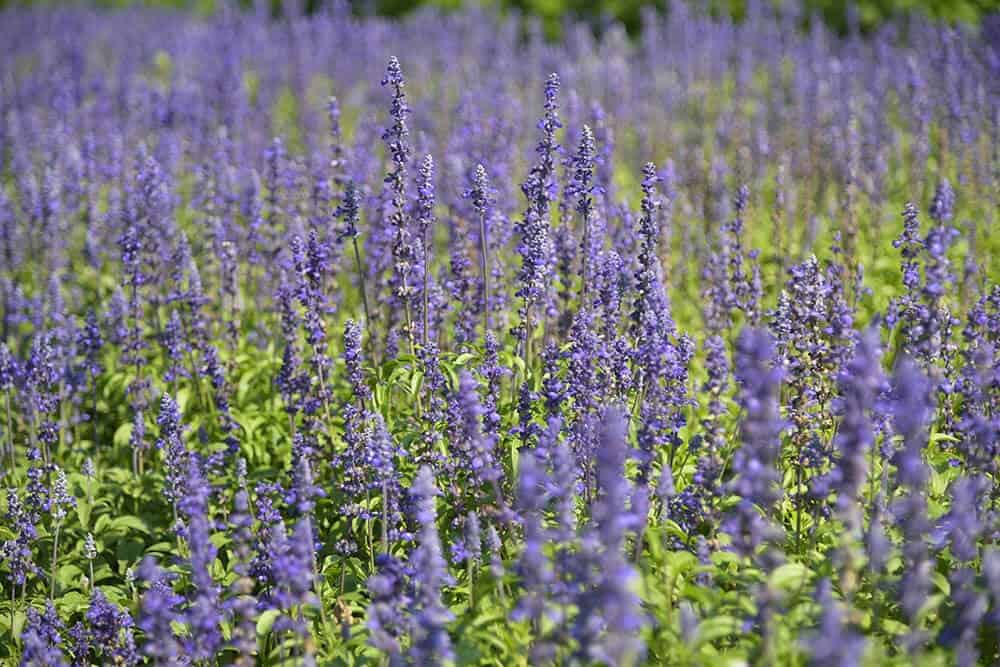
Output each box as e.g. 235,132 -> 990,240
934,474 -> 988,666
50,466 -> 74,523
407,466 -> 454,665
178,456 -> 222,659
137,557 -> 185,664
0,342 -> 16,391
155,394 -> 187,511
804,579 -> 865,667
343,319 -> 370,405
725,328 -> 785,562
452,371 -> 503,487
367,553 -> 411,664
415,154 -> 436,343
382,56 -> 416,349
3,488 -> 38,589
826,327 -> 887,537
511,449 -> 552,634
479,332 -> 508,435
85,590 -> 138,665
515,73 -> 560,347
21,602 -> 68,667
570,125 -> 600,289
888,358 -> 934,652
465,163 -> 493,335
227,480 -> 258,666
337,180 -> 361,243
84,532 -> 97,561
888,200 -> 960,377
928,178 -> 955,223
486,525 -> 504,579
631,163 -> 660,338
571,407 -> 647,666
269,516 -> 318,641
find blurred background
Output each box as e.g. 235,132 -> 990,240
0,0 -> 995,34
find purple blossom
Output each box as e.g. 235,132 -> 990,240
367,553 -> 411,664
888,358 -> 934,652
407,466 -> 454,665
344,320 -> 370,405
825,327 -> 888,537
269,516 -> 318,640
178,456 -> 222,659
631,163 -> 661,338
21,602 -> 67,667
571,407 -> 646,666
137,557 -> 186,664
84,590 -> 138,665
515,73 -> 560,344
725,328 -> 785,562
804,579 -> 865,667
381,56 -> 416,347
227,482 -> 258,665
511,450 -> 552,630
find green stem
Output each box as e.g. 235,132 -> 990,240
365,487 -> 375,573
794,461 -> 803,554
311,540 -> 330,653
381,480 -> 390,555
58,391 -> 67,457
50,523 -> 61,599
403,297 -> 416,357
479,211 -> 490,338
422,228 -> 430,348
4,390 -> 13,478
315,364 -> 335,438
467,558 -> 476,611
351,236 -> 375,363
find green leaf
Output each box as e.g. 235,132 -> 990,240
56,590 -> 90,615
769,561 -> 810,592
693,615 -> 742,648
110,515 -> 150,535
56,563 -> 85,589
454,352 -> 476,367
113,421 -> 133,448
76,498 -> 92,531
931,571 -> 950,596
257,609 -> 282,636
116,538 -> 145,563
93,513 -> 112,537
881,618 -> 908,636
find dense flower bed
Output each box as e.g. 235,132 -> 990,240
0,4 -> 998,665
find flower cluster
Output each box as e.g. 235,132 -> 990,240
0,5 -> 996,667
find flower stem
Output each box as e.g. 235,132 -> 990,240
4,390 -> 14,478
422,228 -> 430,348
50,522 -> 61,599
479,210 -> 489,338
351,236 -> 374,361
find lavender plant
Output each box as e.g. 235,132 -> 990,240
0,5 -> 996,666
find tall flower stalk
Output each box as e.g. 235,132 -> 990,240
516,73 -> 561,367
337,181 -> 374,357
415,154 -> 436,347
466,164 -> 493,338
381,57 -> 417,355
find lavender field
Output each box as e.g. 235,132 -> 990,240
0,3 -> 998,665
